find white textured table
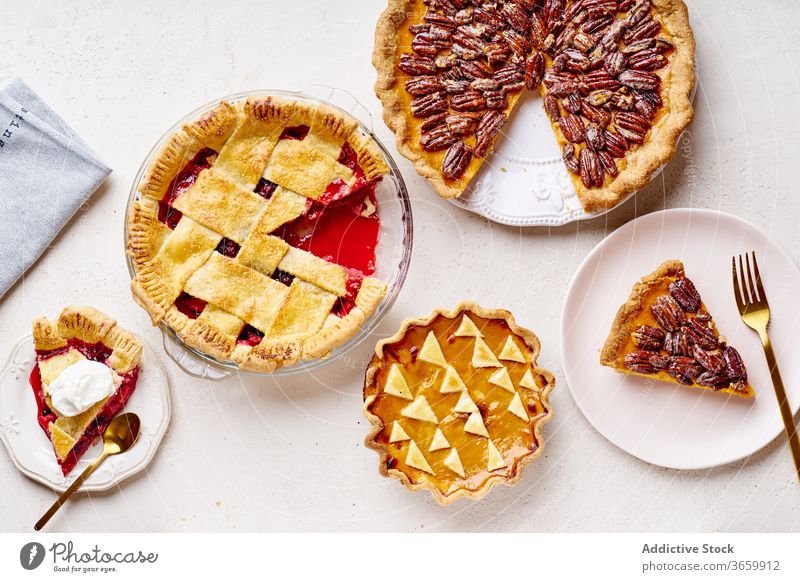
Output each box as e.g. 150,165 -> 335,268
2,0 -> 800,532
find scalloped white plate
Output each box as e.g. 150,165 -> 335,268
449,66 -> 697,226
561,209 -> 800,469
0,335 -> 171,492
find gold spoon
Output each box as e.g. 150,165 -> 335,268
34,412 -> 141,531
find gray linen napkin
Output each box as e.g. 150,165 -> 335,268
0,78 -> 111,300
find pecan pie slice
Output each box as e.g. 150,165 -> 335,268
601,260 -> 754,398
363,302 -> 555,504
374,0 -> 695,213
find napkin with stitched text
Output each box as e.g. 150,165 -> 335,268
0,77 -> 111,300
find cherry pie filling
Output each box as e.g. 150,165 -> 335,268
155,130 -> 382,348
29,339 -> 140,475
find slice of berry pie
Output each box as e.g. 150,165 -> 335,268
374,0 -> 695,212
30,307 -> 143,475
127,95 -> 391,373
600,260 -> 754,398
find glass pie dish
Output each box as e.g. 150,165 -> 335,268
124,88 -> 413,379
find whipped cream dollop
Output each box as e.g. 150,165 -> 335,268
47,360 -> 118,417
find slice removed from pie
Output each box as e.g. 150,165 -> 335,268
30,307 -> 143,475
600,260 -> 753,398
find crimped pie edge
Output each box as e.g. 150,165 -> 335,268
126,95 -> 390,373
372,0 -> 697,212
363,300 -> 556,505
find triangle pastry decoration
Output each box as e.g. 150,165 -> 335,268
401,395 -> 438,424
454,314 -> 483,337
519,369 -> 538,390
439,365 -> 468,393
384,364 -> 413,400
464,411 -> 489,438
507,392 -> 528,421
443,448 -> 465,478
428,428 -> 450,452
389,421 -> 411,443
486,440 -> 507,471
419,331 -> 447,367
453,390 -> 479,414
498,336 -> 526,363
472,337 -> 502,368
406,440 -> 434,475
488,367 -> 515,393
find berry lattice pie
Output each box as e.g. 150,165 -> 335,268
601,260 -> 754,398
30,307 -> 143,475
128,95 -> 391,373
373,0 -> 695,212
363,302 -> 555,504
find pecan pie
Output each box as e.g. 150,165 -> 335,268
374,0 -> 695,212
30,307 -> 143,475
127,96 -> 390,373
363,302 -> 555,504
601,260 -> 754,398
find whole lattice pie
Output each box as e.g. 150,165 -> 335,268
31,307 -> 143,475
363,302 -> 555,504
127,96 -> 391,372
373,0 -> 695,212
601,260 -> 754,398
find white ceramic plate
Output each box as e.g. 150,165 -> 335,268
561,208 -> 800,469
0,336 -> 171,492
449,66 -> 698,227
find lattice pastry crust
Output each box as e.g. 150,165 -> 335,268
128,96 -> 391,372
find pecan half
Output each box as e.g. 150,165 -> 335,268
693,346 -> 726,374
405,76 -> 446,96
442,141 -> 473,180
420,124 -> 457,152
619,69 -> 660,90
723,347 -> 748,381
564,93 -> 583,114
582,102 -> 611,127
595,150 -> 617,177
544,94 -> 562,121
410,92 -> 448,118
625,350 -> 659,374
666,356 -> 703,384
651,295 -> 686,331
450,90 -> 486,111
604,130 -> 628,157
604,51 -> 627,77
633,324 -> 666,350
684,318 -> 719,350
446,113 -> 480,136
696,371 -> 730,388
585,123 -> 606,150
664,331 -> 690,356
669,277 -> 702,312
399,54 -> 437,76
525,53 -> 545,90
559,113 -> 586,143
579,147 -> 604,188
562,143 -> 580,173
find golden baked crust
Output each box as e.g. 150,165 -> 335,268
128,95 -> 390,373
363,301 -> 555,504
373,0 -> 696,212
33,306 -> 143,373
601,260 -> 755,398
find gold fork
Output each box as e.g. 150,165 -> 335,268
732,251 -> 800,480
